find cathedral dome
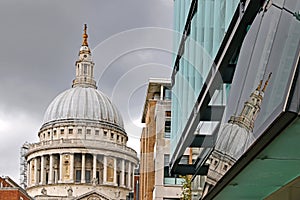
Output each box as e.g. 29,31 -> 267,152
214,74 -> 272,160
42,24 -> 124,130
25,25 -> 137,200
215,123 -> 254,160
42,87 -> 124,128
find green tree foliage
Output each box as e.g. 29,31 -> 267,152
180,175 -> 192,200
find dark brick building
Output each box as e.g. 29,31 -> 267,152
0,176 -> 32,200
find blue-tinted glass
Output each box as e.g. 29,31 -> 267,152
171,0 -> 239,158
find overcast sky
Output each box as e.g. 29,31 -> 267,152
0,0 -> 174,183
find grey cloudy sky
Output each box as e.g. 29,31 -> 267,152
0,0 -> 174,182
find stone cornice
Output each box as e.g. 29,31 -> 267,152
26,139 -> 138,162
40,118 -> 126,136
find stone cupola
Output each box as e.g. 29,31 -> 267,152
72,24 -> 97,89
229,73 -> 272,132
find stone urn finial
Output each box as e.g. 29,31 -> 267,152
67,187 -> 73,197
41,188 -> 47,195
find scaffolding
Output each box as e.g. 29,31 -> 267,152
20,142 -> 29,189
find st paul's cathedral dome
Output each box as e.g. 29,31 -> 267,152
43,87 -> 124,129
25,24 -> 138,200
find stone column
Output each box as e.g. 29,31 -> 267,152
40,156 -> 45,185
160,85 -> 164,100
29,160 -> 33,186
50,130 -> 53,144
128,162 -> 131,188
70,153 -> 74,182
34,158 -> 38,185
113,158 -> 117,185
132,163 -> 135,189
59,154 -> 63,183
49,154 -> 53,184
93,154 -> 97,179
54,169 -> 58,184
81,153 -> 86,183
27,162 -> 30,187
120,159 -> 125,187
103,156 -> 107,183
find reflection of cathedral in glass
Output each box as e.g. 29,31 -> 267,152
203,74 -> 272,196
24,25 -> 138,200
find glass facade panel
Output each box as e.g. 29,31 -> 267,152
164,177 -> 176,185
225,7 -> 280,115
163,177 -> 185,185
164,154 -> 184,185
284,0 -> 300,13
171,0 -> 300,196
179,155 -> 189,164
255,10 -> 299,128
223,5 -> 300,158
171,0 -> 239,156
272,0 -> 285,7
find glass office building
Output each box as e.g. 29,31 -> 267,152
170,0 -> 300,199
171,0 -> 239,157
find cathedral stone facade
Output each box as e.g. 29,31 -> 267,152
25,25 -> 138,200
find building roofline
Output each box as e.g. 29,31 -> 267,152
148,77 -> 171,84
0,176 -> 33,199
141,78 -> 171,123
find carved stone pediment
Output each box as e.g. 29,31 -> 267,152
87,195 -> 102,200
75,190 -> 111,200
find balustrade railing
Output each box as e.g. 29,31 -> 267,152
28,139 -> 136,155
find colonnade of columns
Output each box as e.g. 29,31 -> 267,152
27,153 -> 135,189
